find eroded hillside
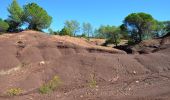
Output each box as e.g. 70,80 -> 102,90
0,31 -> 170,100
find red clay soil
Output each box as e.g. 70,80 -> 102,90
0,30 -> 170,100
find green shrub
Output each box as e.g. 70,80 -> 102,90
39,75 -> 62,94
59,27 -> 72,36
39,84 -> 52,94
7,88 -> 23,96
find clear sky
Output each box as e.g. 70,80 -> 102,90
0,0 -> 170,31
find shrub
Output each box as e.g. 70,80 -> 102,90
39,75 -> 62,94
7,88 -> 23,96
59,27 -> 72,36
89,74 -> 97,88
89,79 -> 97,88
39,84 -> 52,94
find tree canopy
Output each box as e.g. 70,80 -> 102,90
0,19 -> 9,33
64,20 -> 80,36
59,27 -> 72,36
95,25 -> 121,46
124,12 -> 156,42
7,0 -> 23,32
82,22 -> 93,39
164,21 -> 170,32
0,0 -> 169,45
23,3 -> 52,31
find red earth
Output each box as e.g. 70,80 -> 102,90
0,30 -> 170,100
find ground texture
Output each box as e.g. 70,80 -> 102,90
0,31 -> 170,100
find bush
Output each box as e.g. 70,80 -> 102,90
39,84 -> 52,94
59,27 -> 72,36
0,19 -> 9,33
7,88 -> 23,96
103,35 -> 121,47
39,75 -> 62,94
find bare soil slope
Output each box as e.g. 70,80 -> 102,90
0,31 -> 170,100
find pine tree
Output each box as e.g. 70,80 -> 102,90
23,3 -> 52,31
7,0 -> 23,32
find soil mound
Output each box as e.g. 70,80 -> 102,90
0,30 -> 170,100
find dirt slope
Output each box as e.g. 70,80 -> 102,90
0,30 -> 170,100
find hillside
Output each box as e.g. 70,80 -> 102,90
0,31 -> 170,100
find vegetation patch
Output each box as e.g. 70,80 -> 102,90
88,74 -> 97,88
7,88 -> 23,96
39,75 -> 62,94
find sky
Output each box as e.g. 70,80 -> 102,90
0,0 -> 170,31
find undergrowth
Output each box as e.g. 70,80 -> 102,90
39,75 -> 62,94
7,88 -> 23,96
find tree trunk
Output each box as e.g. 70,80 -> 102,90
139,33 -> 142,42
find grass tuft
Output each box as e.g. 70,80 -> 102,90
39,75 -> 62,94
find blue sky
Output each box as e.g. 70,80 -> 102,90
0,0 -> 170,31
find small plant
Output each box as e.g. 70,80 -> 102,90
7,88 -> 23,96
39,84 -> 52,94
39,75 -> 62,94
89,74 -> 97,88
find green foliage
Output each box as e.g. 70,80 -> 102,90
59,27 -> 72,36
39,84 -> 52,94
7,88 -> 23,96
39,75 -> 62,94
64,20 -> 80,36
127,39 -> 136,45
95,25 -> 117,38
8,0 -> 23,23
23,3 -> 52,31
48,28 -> 57,35
82,22 -> 93,39
5,19 -> 22,32
7,0 -> 23,32
95,25 -> 121,46
0,19 -> 9,33
164,21 -> 170,32
104,28 -> 121,46
48,28 -> 60,35
154,21 -> 165,37
81,33 -> 88,39
48,28 -> 53,34
120,24 -> 129,39
124,12 -> 156,42
53,31 -> 60,35
96,25 -> 109,38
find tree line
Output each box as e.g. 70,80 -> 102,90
0,0 -> 170,46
